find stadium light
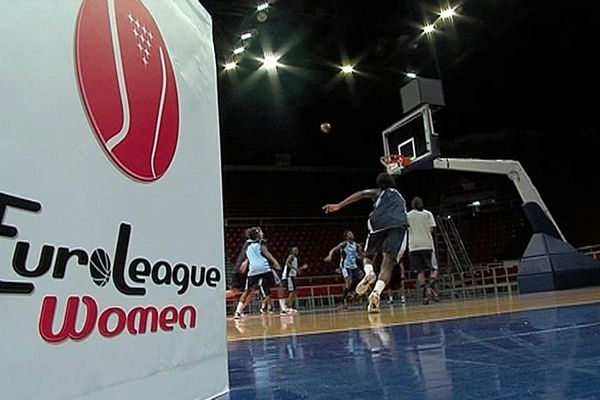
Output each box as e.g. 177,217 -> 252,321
261,55 -> 280,70
224,61 -> 237,71
341,65 -> 354,74
257,2 -> 269,12
233,46 -> 245,55
440,7 -> 457,19
423,24 -> 436,34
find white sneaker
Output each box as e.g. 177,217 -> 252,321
367,291 -> 380,314
287,308 -> 298,314
233,319 -> 246,333
234,311 -> 244,320
400,295 -> 406,304
355,272 -> 376,296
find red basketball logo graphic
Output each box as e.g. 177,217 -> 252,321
75,0 -> 179,181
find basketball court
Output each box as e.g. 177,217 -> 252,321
219,76 -> 600,399
222,288 -> 600,399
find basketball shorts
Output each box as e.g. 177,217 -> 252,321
364,227 -> 407,261
409,250 -> 438,272
230,271 -> 245,290
283,276 -> 297,292
340,265 -> 364,282
345,267 -> 364,287
245,271 -> 275,298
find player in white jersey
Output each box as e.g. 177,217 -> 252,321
406,197 -> 439,304
324,230 -> 364,309
281,246 -> 308,313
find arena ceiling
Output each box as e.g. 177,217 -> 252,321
200,0 -> 600,245
200,1 -> 598,174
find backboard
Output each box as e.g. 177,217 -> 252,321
381,103 -> 439,174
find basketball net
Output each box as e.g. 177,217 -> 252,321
380,154 -> 412,174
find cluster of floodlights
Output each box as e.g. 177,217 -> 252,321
222,3 -> 458,78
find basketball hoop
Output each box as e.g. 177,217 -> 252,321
380,154 -> 412,173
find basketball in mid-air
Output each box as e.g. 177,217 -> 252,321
320,122 -> 332,133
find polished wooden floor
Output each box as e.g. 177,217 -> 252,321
227,287 -> 600,341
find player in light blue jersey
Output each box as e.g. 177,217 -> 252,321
324,230 -> 365,309
234,227 -> 281,319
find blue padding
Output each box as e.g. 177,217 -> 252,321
519,256 -> 553,274
518,273 -> 555,293
551,253 -> 600,272
521,233 -> 548,258
519,233 -> 600,293
554,269 -> 600,290
544,234 -> 579,255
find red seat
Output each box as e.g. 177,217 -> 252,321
329,285 -> 344,295
311,286 -> 330,297
296,287 -> 312,298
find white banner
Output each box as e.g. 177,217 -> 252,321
0,1 -> 227,399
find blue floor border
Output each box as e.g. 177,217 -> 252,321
220,303 -> 600,399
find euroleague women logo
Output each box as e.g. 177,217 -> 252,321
75,0 -> 179,181
0,192 -> 222,342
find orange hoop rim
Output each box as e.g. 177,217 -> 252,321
380,154 -> 412,169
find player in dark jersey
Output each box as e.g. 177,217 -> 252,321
323,172 -> 407,313
324,230 -> 364,309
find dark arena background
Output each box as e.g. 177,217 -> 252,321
203,0 -> 600,399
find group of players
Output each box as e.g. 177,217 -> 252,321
226,172 -> 440,317
225,227 -> 308,319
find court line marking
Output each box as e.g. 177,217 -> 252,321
228,295 -> 600,342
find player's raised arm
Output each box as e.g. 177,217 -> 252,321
233,242 -> 249,273
298,263 -> 309,276
261,244 -> 281,269
322,189 -> 380,214
324,242 -> 344,262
